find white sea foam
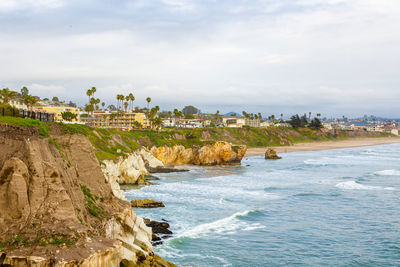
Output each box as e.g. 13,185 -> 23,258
335,181 -> 376,190
179,210 -> 264,239
335,181 -> 395,190
374,169 -> 400,176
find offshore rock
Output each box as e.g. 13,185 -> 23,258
265,148 -> 282,160
150,141 -> 247,166
0,124 -> 169,266
131,199 -> 165,208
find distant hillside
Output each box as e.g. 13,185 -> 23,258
0,116 -> 390,161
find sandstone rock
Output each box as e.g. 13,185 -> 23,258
151,141 -> 247,166
131,199 -> 165,208
265,148 -> 282,160
0,124 -> 169,266
101,148 -> 164,190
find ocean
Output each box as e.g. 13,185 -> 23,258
125,143 -> 400,266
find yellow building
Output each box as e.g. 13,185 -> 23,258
89,111 -> 149,130
34,106 -> 80,122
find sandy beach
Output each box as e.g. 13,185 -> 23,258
246,137 -> 400,156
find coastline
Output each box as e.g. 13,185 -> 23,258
245,136 -> 400,156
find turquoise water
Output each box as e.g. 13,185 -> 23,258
126,144 -> 400,266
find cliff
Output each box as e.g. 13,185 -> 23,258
151,141 -> 247,166
0,124 -> 174,266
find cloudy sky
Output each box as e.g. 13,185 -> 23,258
1,0 -> 399,117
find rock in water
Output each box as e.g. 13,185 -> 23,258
265,148 -> 282,160
151,141 -> 247,166
131,199 -> 165,208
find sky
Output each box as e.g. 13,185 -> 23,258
1,0 -> 400,118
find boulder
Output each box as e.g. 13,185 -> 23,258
151,141 -> 247,166
131,199 -> 165,208
265,148 -> 282,160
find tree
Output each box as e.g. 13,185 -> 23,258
124,101 -> 129,112
182,105 -> 199,116
68,101 -> 77,107
280,113 -> 283,121
309,111 -> 312,121
108,105 -> 116,111
152,116 -> 163,130
128,93 -> 135,111
20,86 -> 29,96
185,114 -> 195,119
101,102 -> 105,110
52,96 -> 60,102
23,94 -> 37,110
0,88 -> 18,104
146,97 -> 151,110
288,114 -> 308,128
133,121 -> 143,129
309,118 -> 322,129
61,111 -> 77,121
271,115 -> 275,123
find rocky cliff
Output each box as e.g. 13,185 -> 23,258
150,141 -> 247,166
0,124 -> 174,266
101,149 -> 164,192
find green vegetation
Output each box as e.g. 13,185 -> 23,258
80,184 -> 106,218
0,115 -> 50,137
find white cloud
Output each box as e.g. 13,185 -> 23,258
0,0 -> 65,11
0,0 -> 400,116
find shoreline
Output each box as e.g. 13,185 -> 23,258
245,137 -> 400,156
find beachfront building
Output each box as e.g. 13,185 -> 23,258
175,119 -> 203,128
34,105 -> 80,122
245,118 -> 260,127
88,111 -> 149,130
222,117 -> 246,128
260,121 -> 272,128
162,118 -> 176,127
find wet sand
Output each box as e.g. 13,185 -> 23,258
246,137 -> 400,156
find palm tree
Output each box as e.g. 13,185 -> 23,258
86,89 -> 93,105
271,115 -> 275,123
128,93 -> 135,111
124,101 -> 129,112
168,111 -> 172,118
309,112 -> 312,121
146,97 -> 151,110
101,102 -> 105,110
0,88 -> 18,104
23,94 -> 37,110
280,113 -> 283,122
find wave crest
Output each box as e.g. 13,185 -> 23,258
178,210 -> 264,239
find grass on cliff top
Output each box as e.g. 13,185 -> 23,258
0,116 -> 51,137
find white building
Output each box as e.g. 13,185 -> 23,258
222,117 -> 246,128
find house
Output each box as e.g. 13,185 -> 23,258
162,118 -> 176,127
176,119 -> 203,128
260,121 -> 272,128
222,117 -> 246,128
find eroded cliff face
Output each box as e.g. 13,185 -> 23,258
150,141 -> 247,166
101,149 -> 164,190
0,124 -> 172,266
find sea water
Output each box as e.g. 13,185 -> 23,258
125,143 -> 400,266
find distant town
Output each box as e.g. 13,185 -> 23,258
1,86 -> 399,136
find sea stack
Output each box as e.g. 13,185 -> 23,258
265,148 -> 282,160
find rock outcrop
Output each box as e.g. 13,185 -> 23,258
0,124 -> 174,266
131,199 -> 165,208
101,148 -> 164,188
265,148 -> 282,160
151,141 -> 247,166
